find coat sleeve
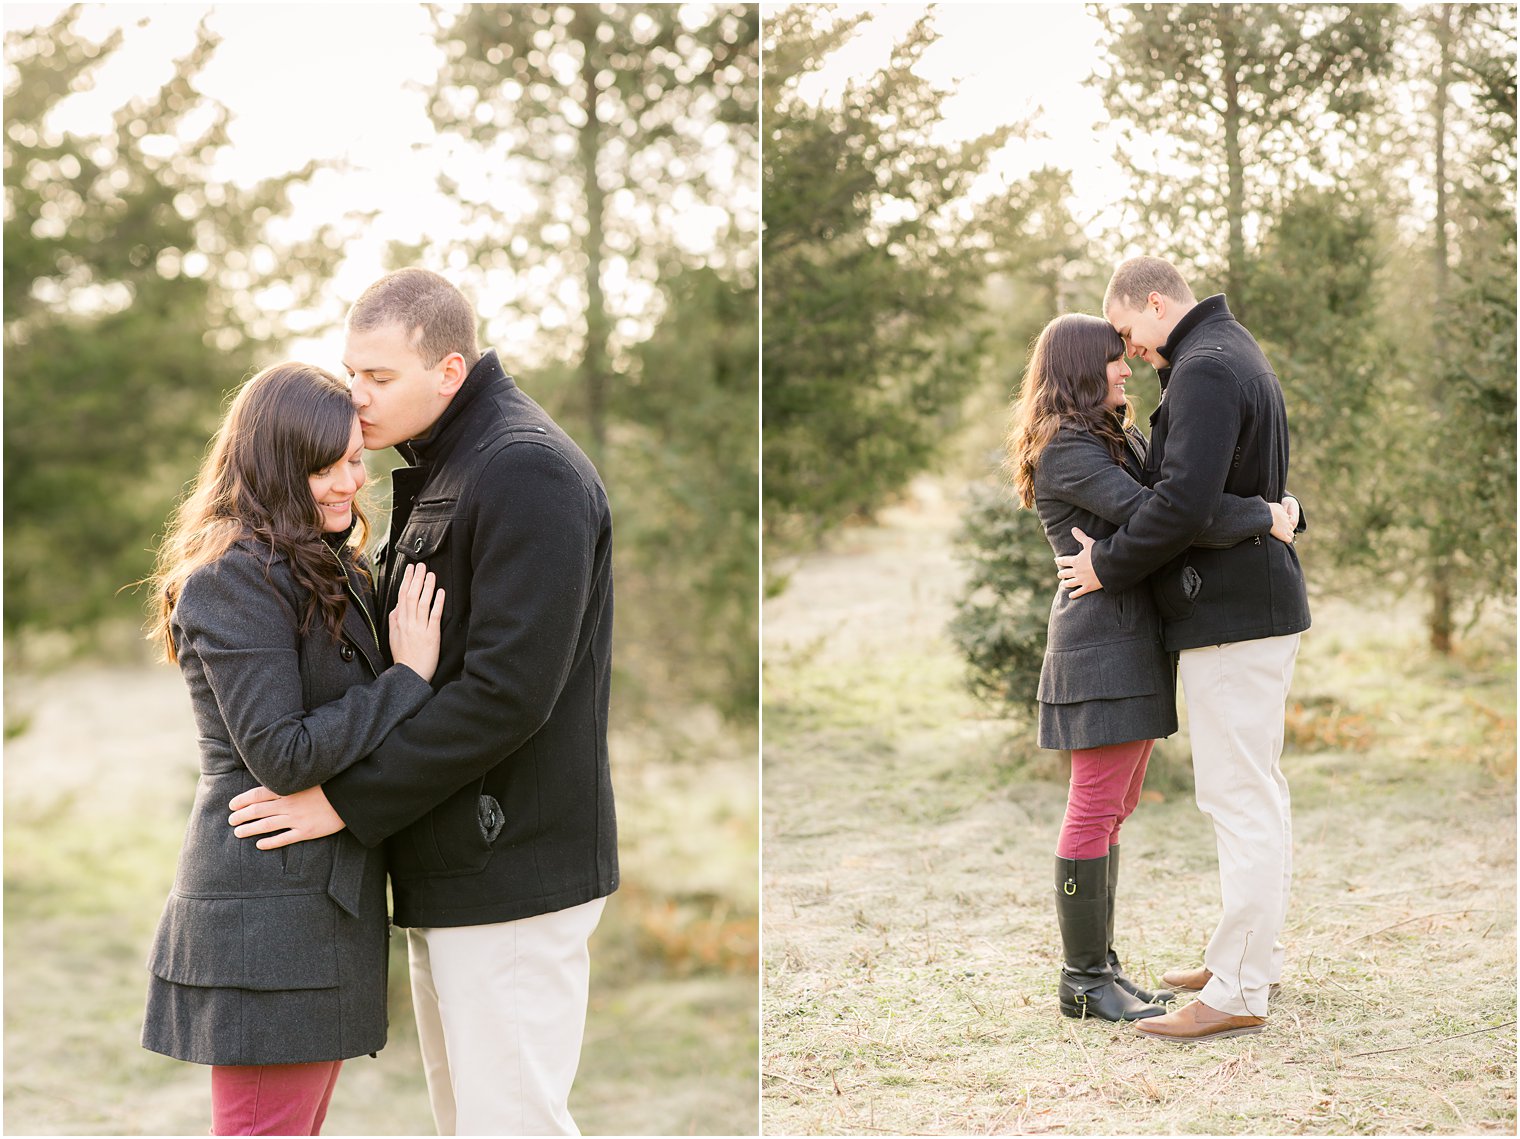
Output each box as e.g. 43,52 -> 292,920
1088,360 -> 1243,592
176,552 -> 434,796
1041,431 -> 1271,549
320,443 -> 599,847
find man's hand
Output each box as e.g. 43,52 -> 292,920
1055,527 -> 1104,597
228,784 -> 345,850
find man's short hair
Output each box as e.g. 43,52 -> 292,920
347,268 -> 481,369
1104,256 -> 1196,313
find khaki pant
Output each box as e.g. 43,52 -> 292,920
1179,634 -> 1300,1017
407,897 -> 607,1136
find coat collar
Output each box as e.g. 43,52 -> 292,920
1158,293 -> 1233,369
397,349 -> 516,467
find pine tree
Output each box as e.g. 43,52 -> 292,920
1093,2 -> 1400,322
425,3 -> 758,462
763,7 -> 1018,545
3,9 -> 338,639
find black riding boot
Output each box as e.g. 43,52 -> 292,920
1106,845 -> 1174,1004
1055,854 -> 1166,1021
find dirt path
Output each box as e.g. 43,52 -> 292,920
761,478 -> 1517,1135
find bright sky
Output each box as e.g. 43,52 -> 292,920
792,3 -> 1131,241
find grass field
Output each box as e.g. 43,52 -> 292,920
3,661 -> 758,1136
761,477 -> 1516,1136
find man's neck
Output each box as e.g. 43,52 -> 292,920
1160,298 -> 1195,341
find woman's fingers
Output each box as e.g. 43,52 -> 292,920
232,813 -> 290,839
228,796 -> 284,826
390,563 -> 417,624
429,587 -> 446,628
228,786 -> 280,812
393,563 -> 437,623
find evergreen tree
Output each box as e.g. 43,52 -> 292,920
616,265 -> 758,721
419,4 -> 760,722
1248,184 -> 1396,570
3,9 -> 337,639
1402,3 -> 1517,647
425,2 -> 758,462
947,481 -> 1053,716
1092,2 -> 1400,322
763,6 -> 1018,546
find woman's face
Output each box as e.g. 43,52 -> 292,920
308,418 -> 367,533
1103,354 -> 1131,410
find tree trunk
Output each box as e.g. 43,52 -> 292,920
575,8 -> 609,464
1428,3 -> 1454,654
1219,6 -> 1248,322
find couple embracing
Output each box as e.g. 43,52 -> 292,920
140,269 -> 618,1134
1008,256 -> 1311,1042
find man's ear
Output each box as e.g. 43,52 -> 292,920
439,353 -> 468,396
1148,290 -> 1166,319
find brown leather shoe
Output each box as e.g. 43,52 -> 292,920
1160,966 -> 1280,998
1133,999 -> 1265,1042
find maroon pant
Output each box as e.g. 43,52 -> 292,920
1056,739 -> 1155,859
210,1061 -> 342,1136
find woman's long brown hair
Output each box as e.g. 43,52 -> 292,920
1004,313 -> 1134,507
147,362 -> 370,661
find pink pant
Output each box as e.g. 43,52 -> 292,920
210,1061 -> 342,1136
1056,739 -> 1155,859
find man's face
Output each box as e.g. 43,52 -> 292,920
1105,293 -> 1169,367
343,322 -> 456,450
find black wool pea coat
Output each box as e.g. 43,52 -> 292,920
1089,296 -> 1311,651
1033,423 -> 1274,750
319,350 -> 618,929
143,538 -> 433,1066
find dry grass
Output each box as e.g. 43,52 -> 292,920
3,662 -> 758,1136
761,477 -> 1516,1135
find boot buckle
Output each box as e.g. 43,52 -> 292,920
1063,878 -> 1077,896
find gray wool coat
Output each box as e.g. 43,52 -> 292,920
1033,424 -> 1273,750
142,537 -> 433,1066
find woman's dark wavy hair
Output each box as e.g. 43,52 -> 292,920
1004,313 -> 1134,507
148,362 -> 370,660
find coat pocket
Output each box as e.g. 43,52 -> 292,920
1038,641 -> 1162,705
395,778 -> 497,877
148,893 -> 338,990
392,513 -> 458,635
396,514 -> 453,567
1149,553 -> 1202,622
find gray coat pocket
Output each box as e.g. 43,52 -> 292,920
1038,641 -> 1162,705
148,893 -> 338,991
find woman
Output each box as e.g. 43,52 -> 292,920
1005,314 -> 1295,1022
141,362 -> 445,1134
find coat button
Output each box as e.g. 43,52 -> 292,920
340,644 -> 355,662
414,538 -> 424,551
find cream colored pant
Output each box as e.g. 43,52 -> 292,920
1179,634 -> 1300,1017
407,897 -> 607,1136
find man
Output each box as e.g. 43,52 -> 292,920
227,268 -> 618,1132
1055,255 -> 1309,1043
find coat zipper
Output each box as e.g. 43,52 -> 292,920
326,545 -> 381,668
